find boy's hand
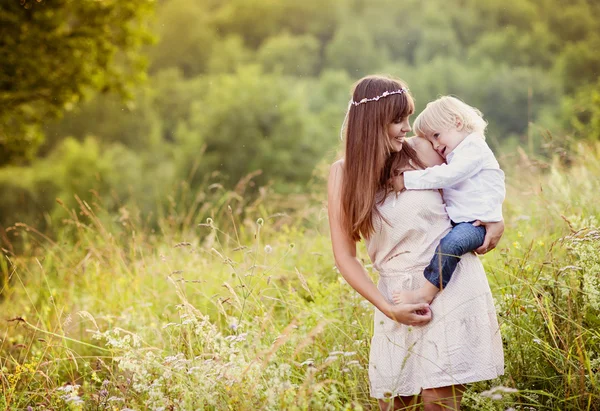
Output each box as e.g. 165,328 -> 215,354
473,220 -> 504,254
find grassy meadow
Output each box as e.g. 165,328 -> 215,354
1,139 -> 600,410
3,0 -> 600,409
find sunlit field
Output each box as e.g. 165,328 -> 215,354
2,140 -> 599,410
3,0 -> 600,409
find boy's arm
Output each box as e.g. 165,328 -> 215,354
403,144 -> 485,190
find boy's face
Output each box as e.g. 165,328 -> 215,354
421,127 -> 469,159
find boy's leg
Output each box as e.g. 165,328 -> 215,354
423,222 -> 486,290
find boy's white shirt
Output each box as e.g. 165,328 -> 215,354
403,132 -> 505,223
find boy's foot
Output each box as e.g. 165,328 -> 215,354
392,289 -> 425,305
392,282 -> 439,305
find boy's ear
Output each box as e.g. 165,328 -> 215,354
455,117 -> 463,130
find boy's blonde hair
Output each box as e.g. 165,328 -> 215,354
413,96 -> 487,138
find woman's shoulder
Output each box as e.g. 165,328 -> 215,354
328,159 -> 345,194
329,159 -> 345,181
331,158 -> 344,169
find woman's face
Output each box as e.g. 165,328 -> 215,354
387,115 -> 412,152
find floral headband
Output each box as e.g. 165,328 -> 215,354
341,87 -> 410,140
351,88 -> 409,106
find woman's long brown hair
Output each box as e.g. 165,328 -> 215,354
340,75 -> 415,242
380,145 -> 426,198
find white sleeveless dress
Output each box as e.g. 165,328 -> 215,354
365,189 -> 504,398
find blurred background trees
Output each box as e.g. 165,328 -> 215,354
0,0 -> 154,166
1,0 -> 599,234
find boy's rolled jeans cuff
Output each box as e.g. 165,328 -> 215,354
423,222 -> 486,289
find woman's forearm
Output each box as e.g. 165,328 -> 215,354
327,161 -> 392,320
336,256 -> 392,318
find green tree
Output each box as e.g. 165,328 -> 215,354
467,24 -> 557,68
412,4 -> 462,65
207,36 -> 253,74
278,0 -> 340,43
213,0 -> 284,48
344,0 -> 423,65
557,35 -> 600,94
151,68 -> 209,143
42,89 -> 161,153
178,66 -> 333,190
258,34 -> 321,76
149,0 -> 217,77
325,22 -> 389,76
547,1 -> 597,43
0,0 -> 154,166
562,77 -> 600,141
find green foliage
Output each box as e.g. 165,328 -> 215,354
0,136 -> 174,233
258,33 -> 321,76
151,68 -> 210,142
3,0 -> 600,241
148,0 -> 217,77
467,24 -> 557,68
325,22 -> 389,76
562,77 -> 600,141
43,90 -> 161,152
0,0 -> 154,166
207,36 -> 254,75
182,66 -> 333,190
557,35 -> 600,94
0,67 -> 347,232
213,0 -> 284,48
0,167 -> 57,231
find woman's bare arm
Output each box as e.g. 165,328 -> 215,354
328,160 -> 431,326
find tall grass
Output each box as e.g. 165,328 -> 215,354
1,142 -> 600,410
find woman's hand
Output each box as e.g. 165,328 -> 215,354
385,302 -> 432,326
473,220 -> 505,254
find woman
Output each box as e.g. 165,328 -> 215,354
327,75 -> 504,410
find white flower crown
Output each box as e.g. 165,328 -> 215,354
340,87 -> 410,140
351,88 -> 409,106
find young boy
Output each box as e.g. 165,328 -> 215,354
392,96 -> 505,304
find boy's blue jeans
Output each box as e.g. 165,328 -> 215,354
424,222 -> 486,289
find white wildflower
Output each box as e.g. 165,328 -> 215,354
481,385 -> 518,400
